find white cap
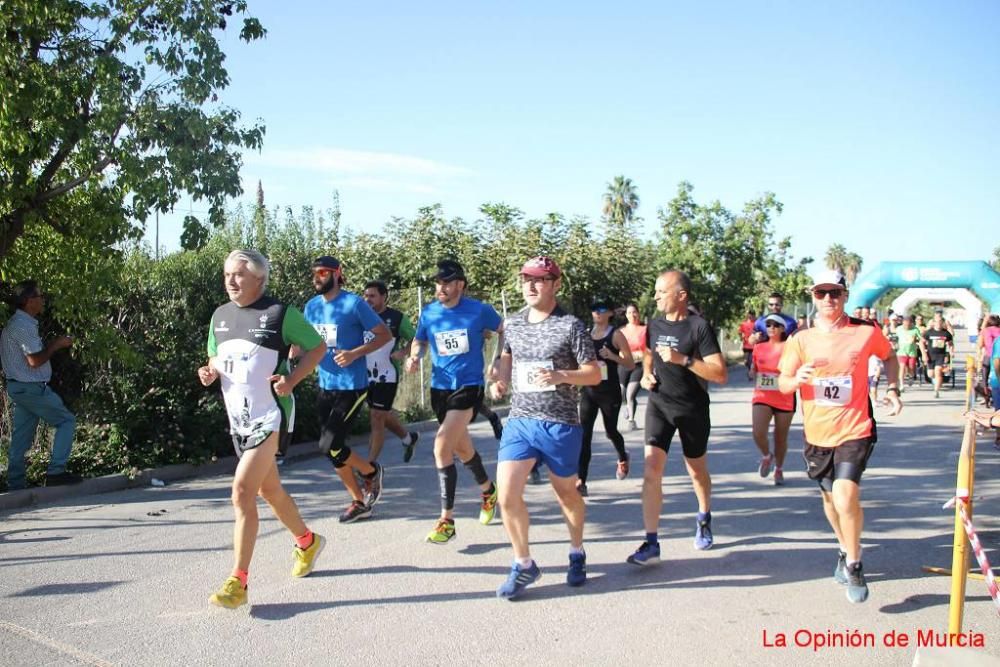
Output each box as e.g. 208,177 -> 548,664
810,269 -> 847,290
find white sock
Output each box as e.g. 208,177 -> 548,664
516,557 -> 533,568
401,433 -> 413,445
569,546 -> 585,557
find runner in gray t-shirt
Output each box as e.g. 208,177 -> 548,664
489,256 -> 600,600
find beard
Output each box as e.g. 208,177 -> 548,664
315,275 -> 337,294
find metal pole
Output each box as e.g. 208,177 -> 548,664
947,417 -> 976,634
417,286 -> 425,409
155,211 -> 160,260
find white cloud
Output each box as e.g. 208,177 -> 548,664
333,177 -> 440,195
247,146 -> 471,178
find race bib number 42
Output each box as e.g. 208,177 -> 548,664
814,376 -> 852,406
434,329 -> 470,357
755,373 -> 778,391
515,361 -> 556,393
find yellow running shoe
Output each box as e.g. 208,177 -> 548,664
479,483 -> 498,525
291,533 -> 326,578
209,576 -> 247,609
425,519 -> 456,544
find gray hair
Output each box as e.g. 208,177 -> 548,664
226,249 -> 270,288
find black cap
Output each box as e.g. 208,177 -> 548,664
590,299 -> 612,312
311,256 -> 341,271
431,259 -> 465,282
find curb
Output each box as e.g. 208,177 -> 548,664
0,407 -> 510,513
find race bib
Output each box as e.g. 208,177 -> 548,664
314,324 -> 338,348
814,376 -> 851,406
220,354 -> 250,384
434,329 -> 469,357
515,361 -> 556,393
598,360 -> 608,381
755,373 -> 778,391
932,337 -> 946,349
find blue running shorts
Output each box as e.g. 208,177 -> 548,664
498,417 -> 583,478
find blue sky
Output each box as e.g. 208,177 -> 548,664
149,1 -> 1000,277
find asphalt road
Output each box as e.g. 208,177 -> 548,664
1,360 -> 998,666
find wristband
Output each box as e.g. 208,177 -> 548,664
684,356 -> 695,368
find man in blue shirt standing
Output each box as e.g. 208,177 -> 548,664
303,256 -> 392,523
405,260 -> 502,544
1,280 -> 79,491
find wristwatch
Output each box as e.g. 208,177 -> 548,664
684,356 -> 695,368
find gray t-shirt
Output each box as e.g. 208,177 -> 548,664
503,305 -> 595,425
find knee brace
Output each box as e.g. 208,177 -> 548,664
462,451 -> 490,486
328,445 -> 353,468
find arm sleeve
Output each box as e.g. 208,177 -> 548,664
282,306 -> 324,348
356,298 -> 384,331
572,318 -> 597,365
778,336 -> 803,376
696,319 -> 722,358
482,304 -> 503,332
400,314 -> 416,341
207,320 -> 218,357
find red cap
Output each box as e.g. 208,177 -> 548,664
519,256 -> 561,278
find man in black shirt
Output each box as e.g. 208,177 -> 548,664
626,270 -> 728,565
920,310 -> 954,399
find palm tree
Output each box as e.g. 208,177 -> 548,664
843,252 -> 863,286
602,175 -> 640,224
824,243 -> 847,273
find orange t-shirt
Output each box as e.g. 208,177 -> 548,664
621,324 -> 648,355
778,319 -> 892,447
752,341 -> 794,411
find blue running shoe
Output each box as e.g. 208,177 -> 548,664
833,550 -> 848,585
694,516 -> 713,550
497,561 -> 542,599
567,552 -> 587,587
626,541 -> 661,566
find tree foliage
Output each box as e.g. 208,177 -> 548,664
0,0 -> 266,261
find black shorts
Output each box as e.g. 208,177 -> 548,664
644,393 -> 711,459
752,395 -> 797,415
431,385 -> 484,424
803,438 -> 875,492
927,355 -> 948,370
618,364 -> 643,385
367,382 -> 399,411
317,389 -> 367,461
743,349 -> 754,368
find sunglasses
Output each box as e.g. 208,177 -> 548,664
765,323 -> 785,329
313,269 -> 333,277
812,288 -> 844,299
521,275 -> 557,285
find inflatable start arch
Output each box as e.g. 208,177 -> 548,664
845,261 -> 1000,317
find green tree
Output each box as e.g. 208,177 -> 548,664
824,244 -> 863,286
602,175 -> 640,224
0,0 -> 267,263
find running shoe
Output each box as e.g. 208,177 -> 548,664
488,412 -> 504,440
291,533 -> 326,578
773,468 -> 785,486
694,516 -> 713,550
480,483 -> 499,524
576,482 -> 588,497
425,518 -> 456,544
496,561 -> 541,599
275,453 -> 286,467
362,462 -> 384,507
402,431 -> 419,463
833,550 -> 848,585
626,541 -> 661,566
567,552 -> 587,587
339,500 -> 372,524
845,562 -> 869,603
626,419 -> 638,432
209,576 -> 247,609
616,453 -> 630,480
758,453 -> 773,478
529,466 -> 543,485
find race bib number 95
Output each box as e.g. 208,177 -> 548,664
434,329 -> 470,357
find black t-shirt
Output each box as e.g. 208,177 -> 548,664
923,328 -> 953,360
587,327 -> 620,395
646,314 -> 721,414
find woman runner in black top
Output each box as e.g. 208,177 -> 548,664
577,300 -> 635,495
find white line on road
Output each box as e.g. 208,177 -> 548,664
0,620 -> 115,667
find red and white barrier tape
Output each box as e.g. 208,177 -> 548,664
943,489 -> 1000,615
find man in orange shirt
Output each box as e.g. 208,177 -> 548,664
778,270 -> 902,603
